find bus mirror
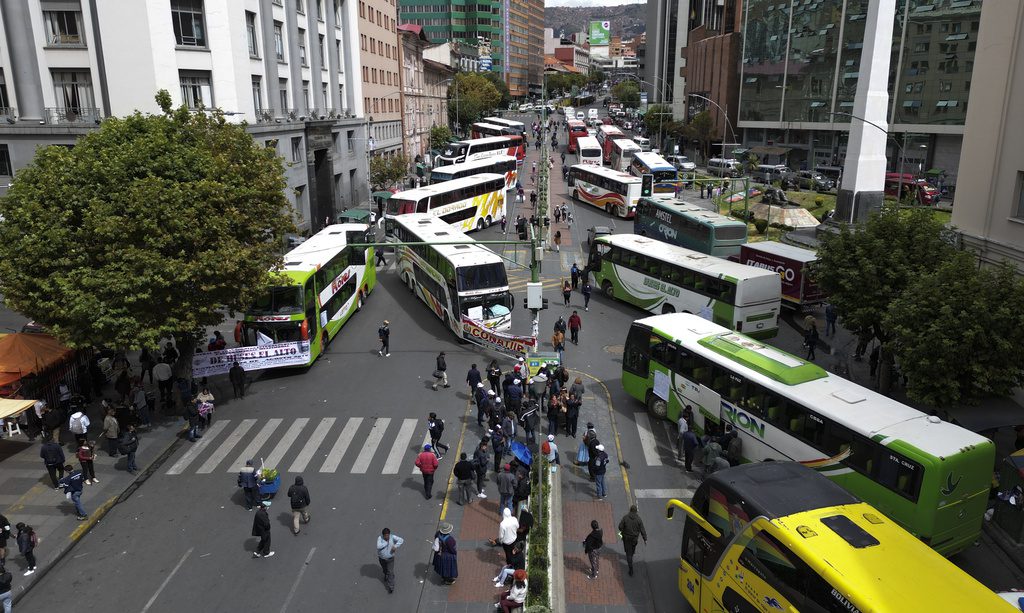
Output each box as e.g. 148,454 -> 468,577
666,499 -> 722,540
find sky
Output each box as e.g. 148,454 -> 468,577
545,0 -> 645,7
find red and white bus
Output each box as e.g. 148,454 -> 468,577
430,155 -> 518,191
884,173 -> 940,205
568,164 -> 643,218
596,125 -> 626,163
435,135 -> 525,166
484,117 -> 525,136
567,120 -> 589,153
471,122 -> 513,139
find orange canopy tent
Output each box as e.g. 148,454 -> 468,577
0,333 -> 74,388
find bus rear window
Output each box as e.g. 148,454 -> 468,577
250,286 -> 303,315
714,225 -> 747,241
387,199 -> 416,215
654,170 -> 678,182
457,263 -> 507,292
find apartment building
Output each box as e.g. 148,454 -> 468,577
398,24 -> 452,161
397,0 -> 503,75
357,0 -> 402,156
526,0 -> 543,97
0,0 -> 369,233
505,0 -> 529,97
544,28 -> 589,73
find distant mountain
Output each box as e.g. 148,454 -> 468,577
545,3 -> 646,42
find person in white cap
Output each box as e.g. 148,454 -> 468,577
478,389 -> 495,428
251,500 -> 274,558
544,434 -> 559,467
592,444 -> 609,499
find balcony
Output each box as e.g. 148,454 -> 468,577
45,107 -> 102,124
0,107 -> 15,122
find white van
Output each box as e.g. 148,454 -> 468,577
588,108 -> 599,122
576,111 -> 585,121
707,158 -> 742,177
751,164 -> 794,184
632,136 -> 651,152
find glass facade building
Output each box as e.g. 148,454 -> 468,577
398,0 -> 503,74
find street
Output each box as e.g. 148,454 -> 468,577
10,108 -> 1024,613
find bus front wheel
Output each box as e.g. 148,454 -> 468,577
661,303 -> 675,314
476,218 -> 485,232
606,203 -> 615,216
647,393 -> 668,419
601,280 -> 614,298
357,292 -> 364,311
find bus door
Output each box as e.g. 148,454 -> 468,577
684,360 -> 725,436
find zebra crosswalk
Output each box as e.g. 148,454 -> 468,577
163,416 -> 431,477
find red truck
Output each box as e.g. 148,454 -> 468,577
738,241 -> 825,310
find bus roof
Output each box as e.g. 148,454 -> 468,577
598,125 -> 624,135
392,173 -> 505,200
472,122 -> 508,131
392,213 -> 504,267
281,223 -> 367,272
633,151 -> 673,170
706,462 -> 858,519
484,117 -> 524,128
611,139 -> 641,151
577,136 -> 600,148
598,234 -> 776,282
452,135 -> 519,146
635,313 -> 992,456
639,198 -> 746,228
572,164 -> 640,183
568,119 -> 586,128
742,240 -> 818,263
431,156 -> 517,175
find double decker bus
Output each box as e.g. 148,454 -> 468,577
629,152 -> 680,194
664,462 -> 1007,613
483,117 -> 525,136
471,122 -> 513,139
387,214 -> 514,336
609,139 -> 642,172
568,164 -> 642,218
634,197 -> 747,258
435,135 -> 525,166
566,120 -> 588,153
430,155 -> 518,191
595,124 -> 626,163
240,224 -> 376,365
385,173 -> 505,232
575,136 -> 602,166
625,312 -> 995,556
591,235 -> 779,336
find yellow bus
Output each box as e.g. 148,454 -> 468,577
665,462 -> 1010,612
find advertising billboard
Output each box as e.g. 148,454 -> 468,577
589,20 -> 610,46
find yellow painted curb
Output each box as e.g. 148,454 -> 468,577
70,494 -> 118,542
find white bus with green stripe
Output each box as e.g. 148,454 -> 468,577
621,313 -> 994,557
588,234 -> 780,339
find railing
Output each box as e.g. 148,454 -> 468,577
45,107 -> 102,124
0,107 -> 16,121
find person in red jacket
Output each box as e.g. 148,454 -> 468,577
415,444 -> 439,499
567,310 -> 582,345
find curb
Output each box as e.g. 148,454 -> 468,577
549,467 -> 565,613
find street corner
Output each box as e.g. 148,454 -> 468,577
563,500 -> 618,545
564,551 -> 628,606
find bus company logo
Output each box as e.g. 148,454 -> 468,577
254,315 -> 292,322
941,472 -> 962,496
763,596 -> 783,610
331,270 -> 351,294
723,404 -> 766,438
657,223 -> 679,241
642,276 -> 681,297
830,588 -> 861,613
745,259 -> 796,282
653,208 -> 673,224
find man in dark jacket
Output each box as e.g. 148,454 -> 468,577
505,379 -> 523,415
591,444 -> 609,499
432,352 -> 449,390
229,361 -> 246,399
427,412 -> 449,457
466,363 -> 482,396
477,390 -> 494,427
618,505 -> 648,576
40,435 -> 66,489
41,407 -> 62,443
120,425 -> 140,474
0,512 -> 10,566
58,464 -> 87,520
453,453 -> 476,505
287,476 -> 311,535
583,520 -> 603,579
473,440 -> 490,499
184,401 -> 201,442
497,463 -> 516,515
237,459 -> 259,510
251,500 -> 274,557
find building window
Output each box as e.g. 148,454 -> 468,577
318,35 -> 325,65
335,0 -> 342,25
296,0 -> 305,14
321,82 -> 329,108
291,136 -> 303,162
359,1 -> 364,18
171,0 -> 206,47
0,70 -> 9,111
43,10 -> 85,47
347,130 -> 355,152
179,71 -> 212,109
279,78 -> 289,110
274,21 -> 285,61
317,0 -> 324,20
1017,172 -> 1024,219
246,11 -> 259,57
298,29 -> 307,66
252,76 -> 263,111
0,144 -> 11,177
302,80 -> 310,110
52,70 -> 94,112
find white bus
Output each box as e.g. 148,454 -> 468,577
484,117 -> 525,135
430,155 -> 518,191
385,173 -> 505,232
387,214 -> 514,335
471,122 -> 513,139
575,136 -> 603,166
435,135 -> 525,166
568,164 -> 643,218
609,138 -> 642,172
588,234 -> 781,337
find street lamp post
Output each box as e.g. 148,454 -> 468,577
828,111 -> 920,209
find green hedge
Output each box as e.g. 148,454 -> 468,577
525,459 -> 552,608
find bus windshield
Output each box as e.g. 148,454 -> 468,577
250,285 -> 303,315
442,143 -> 468,158
653,170 -> 677,182
461,293 -> 512,321
386,198 -> 416,215
457,262 -> 507,292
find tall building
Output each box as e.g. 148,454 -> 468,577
357,0 -> 403,156
526,0 -> 544,97
644,0 -> 688,116
681,1 -> 743,148
397,0 -> 503,76
505,0 -> 530,97
950,0 -> 1024,272
0,0 -> 368,234
397,24 -> 452,162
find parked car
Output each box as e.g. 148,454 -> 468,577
666,155 -> 697,172
795,170 -> 835,192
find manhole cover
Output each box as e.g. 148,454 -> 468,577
604,344 -> 624,355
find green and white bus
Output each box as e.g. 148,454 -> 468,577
388,213 -> 514,336
634,197 -> 748,258
623,313 -> 995,557
589,234 -> 780,338
240,223 -> 376,365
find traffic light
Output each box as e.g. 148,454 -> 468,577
641,173 -> 654,198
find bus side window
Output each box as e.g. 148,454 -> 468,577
677,349 -> 696,380
737,531 -> 811,612
710,366 -> 731,396
764,391 -> 785,426
691,356 -> 713,387
304,278 -> 317,326
742,381 -> 765,417
622,325 -> 651,376
417,197 -> 429,214
725,375 -> 744,405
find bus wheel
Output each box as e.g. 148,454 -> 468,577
356,292 -> 364,311
485,215 -> 493,228
476,218 -> 485,232
647,393 -> 668,419
606,203 -> 615,216
602,280 -> 614,298
661,303 -> 675,314
407,274 -> 415,293
572,189 -> 579,201
322,330 -> 330,351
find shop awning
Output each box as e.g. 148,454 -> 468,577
0,398 -> 36,420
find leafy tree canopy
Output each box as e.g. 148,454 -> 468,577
611,81 -> 640,108
480,71 -> 512,109
0,91 -> 295,353
683,111 -> 715,160
643,104 -> 673,140
448,72 -> 501,132
369,153 -> 409,190
588,69 -> 606,86
429,125 -> 453,151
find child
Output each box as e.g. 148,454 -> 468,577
16,523 -> 37,576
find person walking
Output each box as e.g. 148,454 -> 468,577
287,476 -> 311,535
568,310 -> 582,345
804,325 -> 819,361
554,230 -> 562,252
237,459 -> 259,510
571,262 -> 581,289
251,500 -> 274,558
76,439 -> 97,484
15,523 -> 37,576
453,453 -> 476,505
473,440 -> 490,498
153,358 -> 174,407
184,400 -> 201,442
229,361 -> 246,399
825,303 -> 838,337
581,280 -> 592,311
592,444 -> 609,499
40,435 -> 65,490
562,279 -> 571,306
486,360 -> 502,397
68,409 -> 91,447
497,464 -> 516,515
377,320 -> 391,357
520,401 -> 539,443
58,464 -> 88,520
432,352 -> 449,390
415,444 -> 439,499
102,409 -> 120,457
466,363 -> 482,397
551,328 -> 565,360
583,520 -> 603,579
432,522 -> 458,585
427,412 -> 449,457
375,246 -> 387,267
618,505 -> 648,577
376,528 -> 404,593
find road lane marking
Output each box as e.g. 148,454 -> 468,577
264,418 -> 309,470
288,417 -> 336,473
279,547 -> 317,613
412,432 -> 431,474
382,418 -> 419,474
196,419 -> 257,474
140,546 -> 194,613
165,421 -> 231,475
320,417 -> 362,473
634,488 -> 695,500
229,418 -> 283,472
634,411 -> 663,466
352,417 -> 391,473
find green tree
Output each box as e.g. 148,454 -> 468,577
369,153 -> 409,190
611,81 -> 640,108
448,72 -> 501,133
588,69 -> 606,87
643,104 -> 673,144
0,90 -> 295,371
683,111 -> 715,161
429,125 -> 453,151
480,71 -> 513,109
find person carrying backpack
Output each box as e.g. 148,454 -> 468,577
15,523 -> 37,575
68,410 -> 91,446
286,476 -> 311,535
427,412 -> 449,458
76,440 -> 97,484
